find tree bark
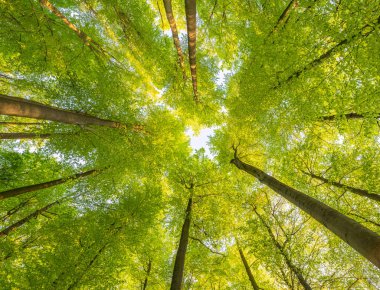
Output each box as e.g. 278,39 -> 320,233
67,243 -> 109,290
0,199 -> 61,237
231,156 -> 380,269
0,133 -> 52,139
170,197 -> 193,290
1,197 -> 33,222
277,15 -> 380,86
237,243 -> 261,290
0,94 -> 142,131
143,259 -> 152,290
162,0 -> 186,79
304,171 -> 380,202
321,112 -> 380,121
0,132 -> 80,140
0,122 -> 44,126
348,212 -> 380,228
39,0 -> 107,57
0,168 -> 98,200
253,208 -> 311,290
184,0 -> 198,102
270,0 -> 297,34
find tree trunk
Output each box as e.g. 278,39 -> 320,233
277,15 -> 379,86
1,196 -> 33,222
67,243 -> 109,290
170,197 -> 193,290
0,168 -> 98,200
321,112 -> 380,121
0,133 -> 52,139
253,208 -> 311,290
0,132 -> 80,140
184,0 -> 198,102
348,212 -> 380,228
0,122 -> 44,126
304,171 -> 380,202
143,259 -> 152,290
237,243 -> 261,290
0,94 -> 142,131
162,0 -> 186,79
66,224 -> 122,289
0,199 -> 61,237
270,0 -> 297,34
39,0 -> 107,57
230,156 -> 380,269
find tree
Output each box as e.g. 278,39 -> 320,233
0,168 -> 99,200
170,196 -> 192,290
0,94 -> 142,131
236,241 -> 261,290
230,153 -> 380,269
1,0 -> 380,288
303,170 -> 380,202
184,0 -> 198,102
163,0 -> 186,79
252,206 -> 311,290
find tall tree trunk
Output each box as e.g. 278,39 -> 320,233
277,15 -> 379,86
0,168 -> 98,200
230,156 -> 380,269
0,132 -> 79,140
0,198 -> 62,237
170,197 -> 193,290
252,208 -> 311,290
0,94 -> 142,131
67,243 -> 109,290
0,132 -> 51,139
39,0 -> 107,57
143,259 -> 152,290
270,0 -> 297,34
184,0 -> 198,102
348,212 -> 380,228
303,171 -> 380,202
162,0 -> 186,79
0,122 -> 44,126
321,112 -> 380,121
1,196 -> 33,222
66,224 -> 122,289
237,243 -> 261,290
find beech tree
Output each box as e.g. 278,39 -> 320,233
1,0 -> 379,288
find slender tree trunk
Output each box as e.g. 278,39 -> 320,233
237,243 -> 261,290
67,243 -> 109,290
184,0 -> 198,102
253,208 -> 311,290
277,15 -> 380,86
66,224 -> 122,289
143,259 -> 152,290
0,133 -> 51,139
1,196 -> 33,222
162,0 -> 186,79
39,0 -> 106,56
321,112 -> 380,121
0,94 -> 142,131
0,199 -> 61,237
348,212 -> 380,228
170,197 -> 193,290
0,168 -> 98,200
230,156 -> 380,269
0,122 -> 44,126
0,132 -> 80,140
270,0 -> 297,34
304,171 -> 380,202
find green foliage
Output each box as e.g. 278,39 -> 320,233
1,0 -> 380,288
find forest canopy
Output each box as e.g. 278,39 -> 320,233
0,0 -> 380,289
